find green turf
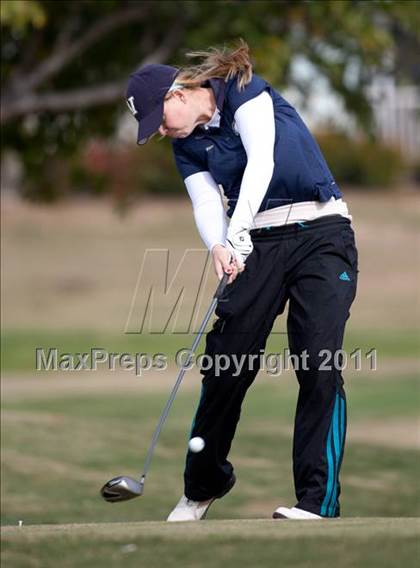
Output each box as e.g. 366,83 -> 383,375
2,519 -> 419,568
2,344 -> 419,567
2,375 -> 419,527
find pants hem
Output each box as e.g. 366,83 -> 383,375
295,500 -> 341,518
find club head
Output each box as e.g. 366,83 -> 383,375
100,476 -> 143,502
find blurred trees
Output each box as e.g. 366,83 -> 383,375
1,0 -> 419,202
316,131 -> 405,188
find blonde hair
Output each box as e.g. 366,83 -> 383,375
175,39 -> 253,91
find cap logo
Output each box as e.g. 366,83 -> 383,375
126,96 -> 138,116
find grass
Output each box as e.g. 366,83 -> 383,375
2,373 -> 419,528
2,519 -> 420,568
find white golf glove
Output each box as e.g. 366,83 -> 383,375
226,226 -> 254,268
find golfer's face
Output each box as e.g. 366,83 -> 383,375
158,91 -> 196,138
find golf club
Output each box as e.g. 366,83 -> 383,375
100,270 -> 231,502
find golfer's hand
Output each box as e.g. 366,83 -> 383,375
211,244 -> 242,284
226,226 -> 254,268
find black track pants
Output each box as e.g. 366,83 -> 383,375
184,214 -> 358,518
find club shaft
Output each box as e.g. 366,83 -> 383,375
140,272 -> 229,482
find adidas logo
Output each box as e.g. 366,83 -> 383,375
339,271 -> 351,281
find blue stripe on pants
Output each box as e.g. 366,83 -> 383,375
332,396 -> 346,516
328,393 -> 342,516
321,392 -> 344,516
321,419 -> 335,516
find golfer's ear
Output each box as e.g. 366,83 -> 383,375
172,89 -> 186,103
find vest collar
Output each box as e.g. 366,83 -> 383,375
207,78 -> 226,112
196,78 -> 226,133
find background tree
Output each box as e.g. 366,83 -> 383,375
1,0 -> 419,201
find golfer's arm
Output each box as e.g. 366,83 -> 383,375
184,171 -> 228,251
229,91 -> 275,233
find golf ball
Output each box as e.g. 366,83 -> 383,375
189,436 -> 205,453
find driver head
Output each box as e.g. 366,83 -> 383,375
100,476 -> 143,502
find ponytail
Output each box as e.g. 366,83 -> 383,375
175,39 -> 253,91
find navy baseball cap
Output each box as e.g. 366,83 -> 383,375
125,64 -> 179,145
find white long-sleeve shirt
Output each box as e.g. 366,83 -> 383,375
184,91 -> 350,251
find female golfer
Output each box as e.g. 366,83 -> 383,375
126,40 -> 358,521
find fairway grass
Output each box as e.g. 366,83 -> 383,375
2,518 -> 419,568
2,372 -> 419,527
